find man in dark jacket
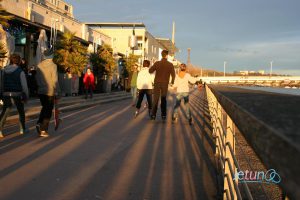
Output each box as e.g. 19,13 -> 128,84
0,54 -> 29,137
149,50 -> 175,121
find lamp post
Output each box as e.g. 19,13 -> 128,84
270,61 -> 273,77
224,61 -> 226,77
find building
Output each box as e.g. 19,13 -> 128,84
156,37 -> 179,66
85,22 -> 178,66
239,71 -> 249,75
1,0 -> 110,67
258,70 -> 265,75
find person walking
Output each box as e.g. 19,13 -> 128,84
0,54 -> 29,137
130,64 -> 138,106
171,63 -> 198,125
83,67 -> 95,99
134,60 -> 154,118
35,49 -> 60,137
149,50 -> 175,121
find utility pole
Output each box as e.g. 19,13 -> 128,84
187,48 -> 191,65
224,61 -> 226,77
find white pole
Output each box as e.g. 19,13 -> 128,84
224,61 -> 226,77
270,61 -> 273,76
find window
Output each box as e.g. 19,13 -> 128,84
137,42 -> 143,50
65,5 -> 69,11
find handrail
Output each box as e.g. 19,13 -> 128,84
226,142 -> 253,200
206,85 -> 254,200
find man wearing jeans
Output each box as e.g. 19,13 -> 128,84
149,50 -> 175,121
35,49 -> 60,137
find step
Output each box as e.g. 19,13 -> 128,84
4,92 -> 132,123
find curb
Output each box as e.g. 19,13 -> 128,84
5,94 -> 132,123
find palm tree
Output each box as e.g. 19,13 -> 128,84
53,31 -> 88,74
0,0 -> 13,28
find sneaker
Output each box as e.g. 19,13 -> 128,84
172,116 -> 178,124
36,124 -> 41,134
143,103 -> 148,109
40,131 -> 49,137
150,115 -> 156,121
0,131 -> 3,138
189,118 -> 193,125
134,110 -> 139,118
20,128 -> 29,135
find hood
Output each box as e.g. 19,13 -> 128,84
4,65 -> 20,74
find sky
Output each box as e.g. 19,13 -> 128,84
66,0 -> 300,75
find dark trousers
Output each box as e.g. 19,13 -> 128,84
151,82 -> 169,117
136,89 -> 152,110
0,96 -> 25,131
37,94 -> 54,131
85,86 -> 93,99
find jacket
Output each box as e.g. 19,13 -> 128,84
36,59 -> 60,96
149,58 -> 175,84
83,72 -> 95,90
173,72 -> 197,93
137,67 -> 155,90
2,65 -> 29,98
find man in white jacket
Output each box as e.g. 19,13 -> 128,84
172,63 -> 198,125
135,60 -> 154,117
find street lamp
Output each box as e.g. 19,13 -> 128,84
224,61 -> 226,77
270,61 -> 273,77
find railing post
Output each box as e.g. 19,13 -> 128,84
224,115 -> 237,200
206,85 -> 246,200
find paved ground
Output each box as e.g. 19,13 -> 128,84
0,90 -> 218,200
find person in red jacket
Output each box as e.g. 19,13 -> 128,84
83,68 -> 95,99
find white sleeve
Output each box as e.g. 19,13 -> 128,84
188,74 -> 197,84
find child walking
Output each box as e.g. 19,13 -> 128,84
135,60 -> 154,118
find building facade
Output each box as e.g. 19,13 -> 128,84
1,0 -> 110,67
85,23 -> 177,66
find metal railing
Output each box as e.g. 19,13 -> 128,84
206,85 -> 253,200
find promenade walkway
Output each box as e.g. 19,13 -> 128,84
0,90 -> 219,200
